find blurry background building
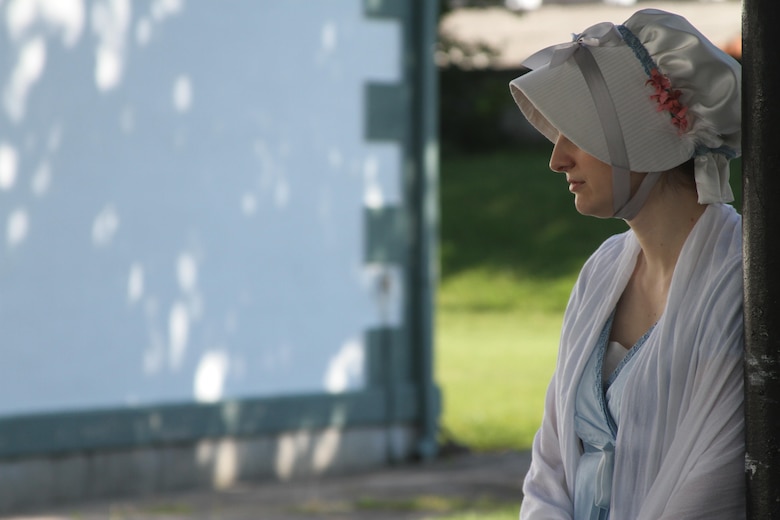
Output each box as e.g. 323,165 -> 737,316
0,0 -> 438,512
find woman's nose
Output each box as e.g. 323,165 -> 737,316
549,134 -> 574,173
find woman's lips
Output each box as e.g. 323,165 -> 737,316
568,180 -> 584,192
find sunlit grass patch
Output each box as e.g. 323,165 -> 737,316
436,303 -> 560,451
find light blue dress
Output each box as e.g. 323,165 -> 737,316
573,311 -> 655,520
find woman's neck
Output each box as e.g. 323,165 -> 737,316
626,184 -> 706,281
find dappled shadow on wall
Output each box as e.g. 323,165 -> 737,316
0,0 -> 404,420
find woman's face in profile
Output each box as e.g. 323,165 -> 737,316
549,134 -> 615,218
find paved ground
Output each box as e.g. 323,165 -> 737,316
3,450 -> 531,520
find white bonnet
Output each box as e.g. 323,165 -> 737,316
509,9 -> 741,206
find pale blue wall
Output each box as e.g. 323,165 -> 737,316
0,0 -> 406,416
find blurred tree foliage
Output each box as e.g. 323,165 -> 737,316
439,67 -> 533,154
437,2 -> 537,154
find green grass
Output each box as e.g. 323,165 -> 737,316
436,307 -> 559,451
439,148 -> 628,284
436,148 -> 743,452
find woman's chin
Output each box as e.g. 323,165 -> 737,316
574,200 -> 612,219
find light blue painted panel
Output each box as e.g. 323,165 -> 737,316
0,0 -> 406,415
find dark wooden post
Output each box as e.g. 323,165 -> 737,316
743,0 -> 780,517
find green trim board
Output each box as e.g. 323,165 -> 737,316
406,0 -> 441,460
365,326 -> 411,387
365,84 -> 409,143
364,206 -> 405,264
362,0 -> 441,460
0,383 -> 435,459
363,0 -> 410,20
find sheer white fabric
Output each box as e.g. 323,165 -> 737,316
520,203 -> 745,520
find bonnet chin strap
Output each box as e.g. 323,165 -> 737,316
571,42 -> 660,220
524,23 -> 660,220
612,170 -> 662,220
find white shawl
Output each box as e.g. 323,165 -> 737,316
520,203 -> 745,520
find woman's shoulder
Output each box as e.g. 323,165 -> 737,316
690,203 -> 743,275
673,203 -> 743,321
567,230 -> 637,303
705,202 -> 742,237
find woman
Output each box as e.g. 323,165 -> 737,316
509,9 -> 744,519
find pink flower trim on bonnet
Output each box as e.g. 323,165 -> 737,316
617,13 -> 741,205
646,68 -> 689,133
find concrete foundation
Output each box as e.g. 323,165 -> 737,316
0,425 -> 415,515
